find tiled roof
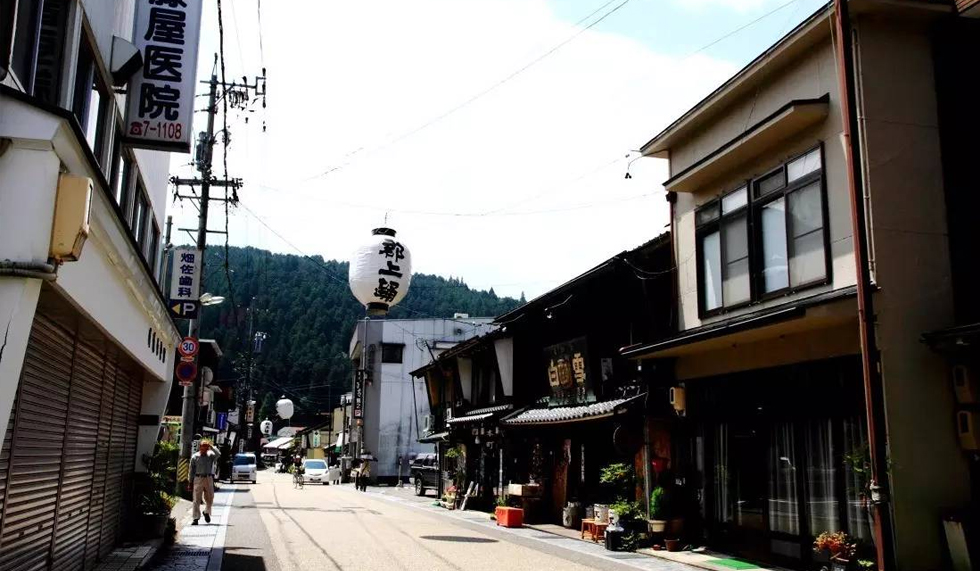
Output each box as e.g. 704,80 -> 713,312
466,404 -> 513,416
501,394 -> 645,426
446,404 -> 513,425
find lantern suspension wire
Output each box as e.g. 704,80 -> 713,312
299,0 -> 633,183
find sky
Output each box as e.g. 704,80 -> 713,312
168,0 -> 829,301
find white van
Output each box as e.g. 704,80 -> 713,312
232,453 -> 257,484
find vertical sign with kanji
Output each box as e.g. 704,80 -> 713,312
352,370 -> 365,419
544,337 -> 594,406
169,248 -> 201,319
124,0 -> 203,152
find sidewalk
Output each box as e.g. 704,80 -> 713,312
93,497 -> 194,571
354,485 -> 694,571
140,484 -> 238,571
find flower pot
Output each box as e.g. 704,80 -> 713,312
648,519 -> 667,533
593,504 -> 609,523
665,538 -> 681,552
130,513 -> 169,540
831,557 -> 853,571
495,506 -> 524,528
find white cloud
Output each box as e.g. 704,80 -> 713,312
171,0 -> 738,301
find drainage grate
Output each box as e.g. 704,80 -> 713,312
167,550 -> 211,557
606,553 -> 648,560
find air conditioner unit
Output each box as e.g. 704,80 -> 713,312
422,414 -> 435,434
952,365 -> 977,404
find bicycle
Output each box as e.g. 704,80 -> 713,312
293,470 -> 304,489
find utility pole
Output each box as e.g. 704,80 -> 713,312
174,61 -> 266,492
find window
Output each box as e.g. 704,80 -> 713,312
381,343 -> 404,364
72,33 -> 110,165
10,0 -> 68,102
697,185 -> 751,313
149,221 -> 161,275
1,0 -> 14,78
132,185 -> 149,250
110,129 -> 134,217
695,145 -> 827,315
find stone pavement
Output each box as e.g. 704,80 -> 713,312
141,484 -> 238,571
93,497 -> 194,571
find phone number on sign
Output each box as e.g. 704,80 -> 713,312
128,121 -> 183,139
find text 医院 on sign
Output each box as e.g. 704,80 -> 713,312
124,0 -> 204,153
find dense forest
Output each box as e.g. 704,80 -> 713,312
196,246 -> 523,425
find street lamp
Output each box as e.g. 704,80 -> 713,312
200,292 -> 225,306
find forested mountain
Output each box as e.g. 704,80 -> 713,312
196,246 -> 523,424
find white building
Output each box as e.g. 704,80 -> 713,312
1,0 -> 182,566
349,317 -> 493,483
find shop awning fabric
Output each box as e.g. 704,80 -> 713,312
264,436 -> 294,450
501,393 -> 645,427
446,403 -> 513,426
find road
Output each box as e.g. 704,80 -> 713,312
149,471 -> 690,571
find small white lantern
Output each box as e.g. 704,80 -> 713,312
260,419 -> 273,436
349,227 -> 412,315
276,396 -> 294,420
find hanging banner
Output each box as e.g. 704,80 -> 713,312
169,248 -> 202,319
353,370 -> 365,419
124,0 -> 204,152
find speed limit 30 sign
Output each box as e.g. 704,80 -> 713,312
178,337 -> 199,360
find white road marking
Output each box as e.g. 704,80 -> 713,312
205,484 -> 238,571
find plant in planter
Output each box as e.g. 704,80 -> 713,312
648,486 -> 667,533
131,441 -> 179,540
814,531 -> 857,571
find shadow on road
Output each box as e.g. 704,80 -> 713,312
419,535 -> 499,543
222,553 -> 268,571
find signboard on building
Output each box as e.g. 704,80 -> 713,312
217,412 -> 227,430
124,0 -> 204,152
544,337 -> 594,406
353,370 -> 365,419
175,360 -> 197,386
169,248 -> 201,319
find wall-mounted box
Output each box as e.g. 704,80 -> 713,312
50,174 -> 92,261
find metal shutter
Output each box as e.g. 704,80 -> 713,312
0,397 -> 16,529
98,360 -> 129,556
0,315 -> 73,571
88,357 -> 115,565
49,341 -> 103,571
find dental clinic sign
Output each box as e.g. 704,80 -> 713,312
124,0 -> 203,153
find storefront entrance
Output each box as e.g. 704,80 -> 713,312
688,357 -> 874,568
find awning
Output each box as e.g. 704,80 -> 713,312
263,436 -> 294,450
332,433 -> 346,450
446,403 -> 513,426
501,394 -> 645,427
418,431 -> 449,444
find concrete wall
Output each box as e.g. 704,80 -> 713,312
670,38 -> 856,333
855,15 -> 971,570
352,318 -> 493,478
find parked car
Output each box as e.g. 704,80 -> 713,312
303,459 -> 329,485
410,453 -> 439,496
232,453 -> 257,484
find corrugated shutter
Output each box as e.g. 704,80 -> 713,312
87,357 -> 115,566
0,315 -> 72,571
49,341 -> 103,571
99,360 -> 129,556
0,398 -> 17,526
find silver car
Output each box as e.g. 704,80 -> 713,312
232,453 -> 257,484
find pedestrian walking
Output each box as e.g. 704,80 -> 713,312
358,459 -> 370,492
189,439 -> 219,525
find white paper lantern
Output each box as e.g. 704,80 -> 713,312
260,419 -> 273,436
349,227 -> 412,315
276,396 -> 294,420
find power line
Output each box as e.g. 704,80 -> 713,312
300,0 -> 634,183
256,0 -> 266,69
216,0 -> 240,336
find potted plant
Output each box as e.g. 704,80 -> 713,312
814,531 -> 857,571
648,486 -> 667,533
130,441 -> 179,540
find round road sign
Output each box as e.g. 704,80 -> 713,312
178,337 -> 199,358
176,360 -> 198,384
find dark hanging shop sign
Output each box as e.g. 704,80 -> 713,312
544,337 -> 595,406
353,370 -> 365,419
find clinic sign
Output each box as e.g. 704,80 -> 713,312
169,248 -> 201,319
124,0 -> 203,152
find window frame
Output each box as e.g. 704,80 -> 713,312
72,26 -> 112,168
381,343 -> 404,364
695,183 -> 753,318
694,143 -> 831,319
131,182 -> 150,252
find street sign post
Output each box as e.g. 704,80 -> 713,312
178,337 -> 200,360
176,360 -> 198,387
169,248 -> 202,320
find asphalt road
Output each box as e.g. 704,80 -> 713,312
225,471 -> 609,571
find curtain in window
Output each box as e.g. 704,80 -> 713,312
713,424 -> 732,523
761,198 -> 788,292
723,215 -> 750,305
806,419 -> 839,535
702,231 -> 722,311
769,423 -> 799,534
843,417 -> 873,541
788,181 -> 826,285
